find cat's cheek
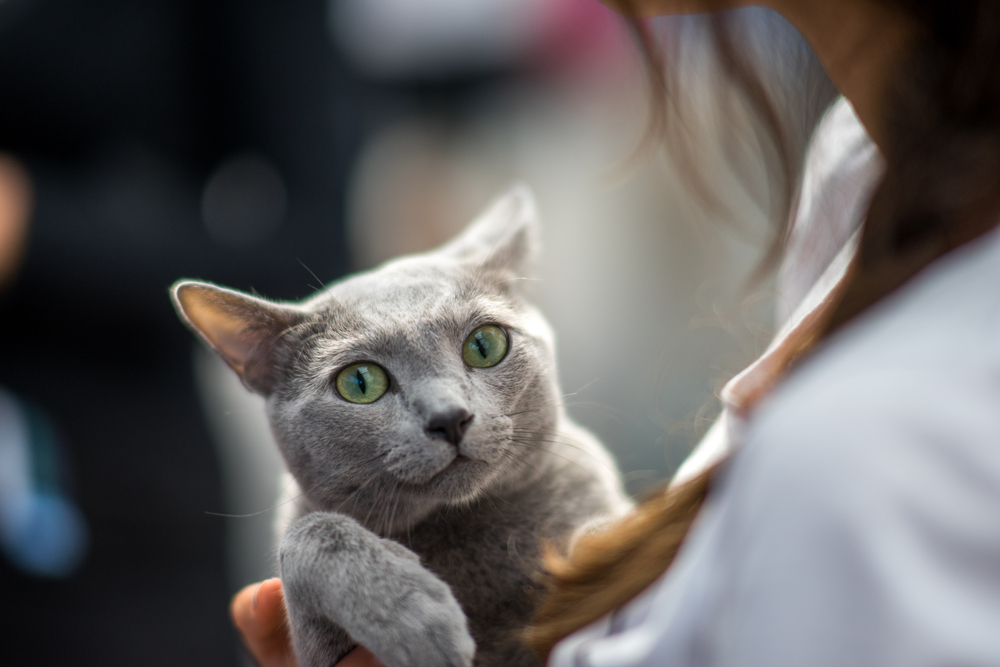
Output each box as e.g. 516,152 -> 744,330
456,415 -> 512,465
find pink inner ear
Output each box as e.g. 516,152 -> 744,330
173,281 -> 299,394
178,286 -> 259,371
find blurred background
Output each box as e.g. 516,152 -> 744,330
0,0 -> 794,664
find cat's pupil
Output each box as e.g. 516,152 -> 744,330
334,362 -> 387,403
475,333 -> 488,358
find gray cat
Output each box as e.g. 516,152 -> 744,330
171,186 -> 630,667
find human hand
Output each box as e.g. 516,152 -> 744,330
231,578 -> 383,667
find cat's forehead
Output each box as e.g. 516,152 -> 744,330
305,256 -> 513,333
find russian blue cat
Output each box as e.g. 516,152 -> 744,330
171,186 -> 629,666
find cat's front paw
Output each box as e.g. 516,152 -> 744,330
280,512 -> 475,667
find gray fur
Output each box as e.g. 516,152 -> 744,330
171,185 -> 630,667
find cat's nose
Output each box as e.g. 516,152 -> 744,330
426,408 -> 474,447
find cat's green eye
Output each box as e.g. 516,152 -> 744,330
463,325 -> 508,368
335,363 -> 389,404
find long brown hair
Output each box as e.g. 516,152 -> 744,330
526,1 -> 1000,661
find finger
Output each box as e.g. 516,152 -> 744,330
232,578 -> 297,667
338,646 -> 384,667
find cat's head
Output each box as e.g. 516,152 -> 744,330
172,186 -> 562,533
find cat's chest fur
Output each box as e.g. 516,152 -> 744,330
396,498 -> 548,663
384,459 -> 601,616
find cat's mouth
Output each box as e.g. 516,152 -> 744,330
385,444 -> 498,501
433,453 -> 480,478
414,452 -> 490,496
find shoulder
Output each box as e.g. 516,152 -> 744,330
759,223 -> 1000,463
695,250 -> 1000,662
726,226 -> 1000,549
740,363 -> 1000,519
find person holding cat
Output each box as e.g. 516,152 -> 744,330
232,0 -> 1000,665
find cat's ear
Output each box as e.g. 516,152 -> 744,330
171,280 -> 301,394
441,183 -> 540,277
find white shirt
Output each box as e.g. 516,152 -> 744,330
550,99 -> 1000,666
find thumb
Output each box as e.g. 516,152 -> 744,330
232,578 -> 297,667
